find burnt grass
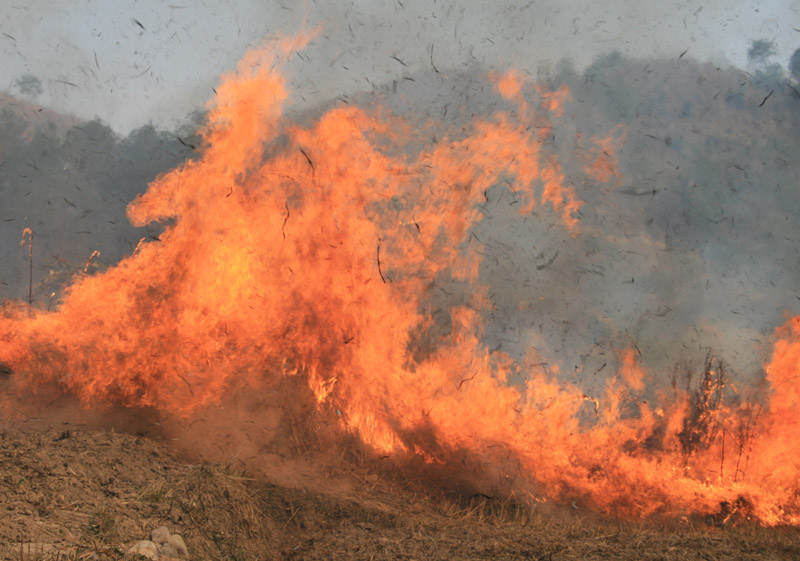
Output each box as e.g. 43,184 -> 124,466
0,425 -> 798,561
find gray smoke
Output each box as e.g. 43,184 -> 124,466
0,98 -> 201,304
1,51 -> 798,399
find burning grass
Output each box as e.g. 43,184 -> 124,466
1,34 -> 800,532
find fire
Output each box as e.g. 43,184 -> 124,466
1,39 -> 799,525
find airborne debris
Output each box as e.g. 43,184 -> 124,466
536,251 -> 559,270
298,147 -> 314,180
430,43 -> 439,73
619,187 -> 661,196
177,136 -> 196,150
282,200 -> 290,240
376,242 -> 386,283
390,54 -> 408,67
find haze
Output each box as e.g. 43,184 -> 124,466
1,0 -> 797,133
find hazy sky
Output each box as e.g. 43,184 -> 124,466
1,0 -> 797,133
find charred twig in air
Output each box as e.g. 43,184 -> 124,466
377,243 -> 386,283
298,147 -> 315,183
579,266 -> 605,277
282,201 -> 290,240
619,187 -> 661,196
759,90 -> 774,107
177,136 -> 196,150
390,55 -> 408,67
430,43 -> 439,73
21,228 -> 33,316
458,372 -> 478,390
536,251 -> 559,271
176,373 -> 194,396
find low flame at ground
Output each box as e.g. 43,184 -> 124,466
1,39 -> 798,525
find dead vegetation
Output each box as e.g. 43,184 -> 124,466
1,424 -> 798,561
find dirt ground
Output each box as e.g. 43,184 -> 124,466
1,415 -> 799,561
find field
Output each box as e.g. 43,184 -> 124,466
2,411 -> 799,560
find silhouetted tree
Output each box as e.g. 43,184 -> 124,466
16,74 -> 42,97
747,39 -> 776,65
790,48 -> 800,80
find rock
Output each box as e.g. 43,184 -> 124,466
126,540 -> 159,560
137,526 -> 189,559
151,526 -> 171,544
159,543 -> 180,558
168,534 -> 189,558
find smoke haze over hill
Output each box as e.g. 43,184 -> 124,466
2,52 -> 797,391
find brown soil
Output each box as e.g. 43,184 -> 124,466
1,415 -> 799,561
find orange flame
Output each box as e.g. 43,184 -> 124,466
1,40 -> 799,525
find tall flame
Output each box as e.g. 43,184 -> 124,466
1,40 -> 798,525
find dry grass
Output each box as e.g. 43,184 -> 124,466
1,424 -> 798,561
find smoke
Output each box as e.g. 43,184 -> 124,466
0,97 -> 201,304
341,53 -> 800,395
1,47 -> 799,519
3,51 -> 799,391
